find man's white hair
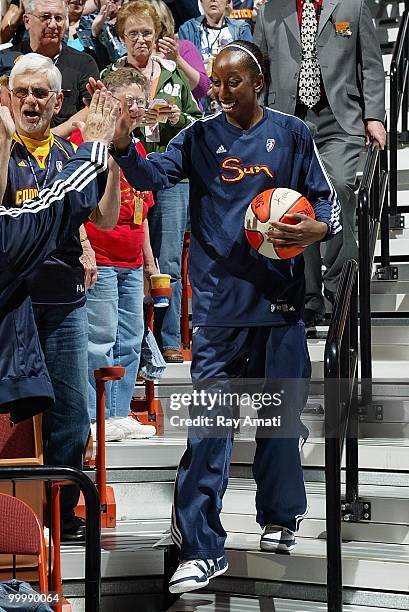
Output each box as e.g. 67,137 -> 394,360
9,53 -> 62,93
24,0 -> 68,16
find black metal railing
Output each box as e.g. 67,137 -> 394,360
0,466 -> 101,612
389,9 -> 409,230
324,259 -> 359,612
357,143 -> 390,410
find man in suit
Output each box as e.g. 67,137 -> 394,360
254,0 -> 386,325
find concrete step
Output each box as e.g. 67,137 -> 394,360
374,236 -> 409,257
60,524 -> 409,592
61,519 -> 165,581
158,357 -> 409,383
169,594 -> 409,612
101,435 -> 409,472
364,294 -> 409,312
224,534 -> 409,593
104,477 -> 409,545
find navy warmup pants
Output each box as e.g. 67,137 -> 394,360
171,323 -> 311,560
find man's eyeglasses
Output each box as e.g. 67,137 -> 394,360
28,13 -> 66,25
124,30 -> 154,42
111,94 -> 146,108
10,87 -> 57,100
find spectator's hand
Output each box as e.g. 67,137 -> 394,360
142,107 -> 160,128
157,35 -> 180,62
266,213 -> 328,248
168,104 -> 181,126
86,76 -> 104,100
82,90 -> 120,145
0,105 -> 15,141
143,260 -> 158,281
365,120 -> 386,150
80,241 -> 98,289
91,3 -> 108,37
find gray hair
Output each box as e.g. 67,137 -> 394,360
9,53 -> 62,92
24,0 -> 68,16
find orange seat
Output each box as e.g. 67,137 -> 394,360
0,492 -> 47,593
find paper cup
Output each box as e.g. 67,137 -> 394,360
151,274 -> 171,307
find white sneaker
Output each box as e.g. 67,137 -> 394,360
169,555 -> 228,594
112,416 -> 156,439
90,420 -> 125,442
260,525 -> 296,553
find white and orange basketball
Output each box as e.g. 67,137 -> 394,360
244,188 -> 315,260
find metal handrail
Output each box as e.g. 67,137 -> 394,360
0,466 -> 101,612
324,259 -> 359,612
389,9 -> 409,227
357,143 -> 389,408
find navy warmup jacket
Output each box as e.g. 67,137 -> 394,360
0,141 -> 108,423
114,109 -> 340,327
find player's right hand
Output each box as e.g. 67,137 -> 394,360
82,90 -> 120,145
0,105 -> 15,141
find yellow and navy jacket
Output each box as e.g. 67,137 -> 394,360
0,142 -> 107,422
231,0 -> 254,28
3,134 -> 85,306
113,108 -> 341,327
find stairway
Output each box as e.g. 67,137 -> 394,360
62,3 -> 409,610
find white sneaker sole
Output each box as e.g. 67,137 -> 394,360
169,562 -> 228,594
260,539 -> 295,554
123,431 -> 156,439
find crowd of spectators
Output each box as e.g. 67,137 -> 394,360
0,0 -> 385,544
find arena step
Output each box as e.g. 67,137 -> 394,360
168,594 -> 409,612
100,434 -> 409,475
224,534 -> 409,593
59,524 -> 409,595
95,475 -> 409,546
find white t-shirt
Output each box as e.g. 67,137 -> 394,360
200,21 -> 233,74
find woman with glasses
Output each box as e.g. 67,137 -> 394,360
84,67 -> 158,441
149,0 -> 211,105
103,0 -> 202,364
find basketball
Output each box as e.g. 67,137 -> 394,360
244,188 -> 315,260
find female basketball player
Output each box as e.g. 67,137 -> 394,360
104,40 -> 339,593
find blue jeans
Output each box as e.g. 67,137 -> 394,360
87,265 -> 144,420
149,182 -> 189,351
34,303 -> 89,519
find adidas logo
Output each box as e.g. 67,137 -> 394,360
18,160 -> 27,167
216,145 -> 227,154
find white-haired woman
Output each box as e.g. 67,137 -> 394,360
103,0 -> 202,363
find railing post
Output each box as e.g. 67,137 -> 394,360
389,60 -> 399,223
357,188 -> 372,408
325,373 -> 343,612
379,146 -> 391,269
345,279 -> 359,505
401,17 -> 409,141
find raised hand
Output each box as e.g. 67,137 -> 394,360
91,3 -> 109,38
82,90 -> 120,145
157,36 -> 180,62
0,105 -> 15,142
